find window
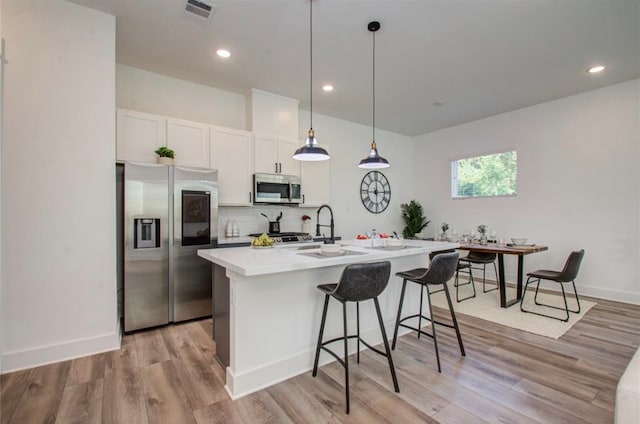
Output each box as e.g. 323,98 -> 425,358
451,151 -> 517,198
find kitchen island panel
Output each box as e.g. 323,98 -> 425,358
199,241 -> 459,398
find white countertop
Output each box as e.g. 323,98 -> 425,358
198,240 -> 460,277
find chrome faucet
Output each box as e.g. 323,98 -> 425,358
315,204 -> 335,244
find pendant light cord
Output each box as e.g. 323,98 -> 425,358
309,0 -> 313,129
372,28 -> 375,142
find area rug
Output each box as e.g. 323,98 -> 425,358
429,284 -> 596,339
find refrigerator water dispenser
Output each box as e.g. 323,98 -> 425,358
134,218 -> 160,249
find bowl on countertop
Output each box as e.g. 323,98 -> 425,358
321,244 -> 341,254
511,238 -> 528,245
386,238 -> 403,247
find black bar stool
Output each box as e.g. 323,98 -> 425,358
459,251 -> 498,293
312,261 -> 399,414
391,252 -> 465,372
424,249 -> 476,302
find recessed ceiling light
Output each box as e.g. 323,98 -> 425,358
322,84 -> 334,92
216,49 -> 231,58
587,65 -> 605,74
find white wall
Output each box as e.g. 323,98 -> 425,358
413,80 -> 640,304
298,112 -> 415,238
117,64 -> 246,130
1,0 -> 118,372
0,0 -> 4,375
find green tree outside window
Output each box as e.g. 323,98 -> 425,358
453,151 -> 517,197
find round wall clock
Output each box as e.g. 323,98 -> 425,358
360,171 -> 391,214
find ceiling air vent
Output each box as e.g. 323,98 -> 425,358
184,0 -> 216,22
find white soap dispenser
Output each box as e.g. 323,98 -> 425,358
232,221 -> 239,237
225,220 -> 233,237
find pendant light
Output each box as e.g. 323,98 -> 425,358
293,0 -> 330,162
359,21 -> 390,169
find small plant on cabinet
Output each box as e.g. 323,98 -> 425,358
154,146 -> 175,158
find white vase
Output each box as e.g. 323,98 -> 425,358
302,222 -> 311,234
157,157 -> 174,165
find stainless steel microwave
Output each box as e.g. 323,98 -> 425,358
253,173 -> 302,205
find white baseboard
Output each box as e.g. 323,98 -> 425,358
478,277 -> 640,306
1,320 -> 122,373
576,285 -> 640,305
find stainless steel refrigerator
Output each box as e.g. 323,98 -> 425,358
117,162 -> 218,332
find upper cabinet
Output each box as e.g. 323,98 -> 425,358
166,118 -> 209,168
253,134 -> 301,177
210,126 -> 253,206
116,109 -> 166,163
301,160 -> 331,207
116,109 -> 325,207
116,110 -> 209,168
278,138 -> 301,176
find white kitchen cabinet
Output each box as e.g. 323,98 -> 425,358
210,126 -> 253,206
301,160 -> 330,207
116,109 -> 166,163
253,134 -> 301,177
277,138 -> 301,176
167,118 -> 209,168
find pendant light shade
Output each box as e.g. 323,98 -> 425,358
359,140 -> 390,168
293,129 -> 329,161
359,21 -> 390,169
293,0 -> 330,162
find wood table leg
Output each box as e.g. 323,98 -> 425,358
504,255 -> 525,308
516,255 -> 524,300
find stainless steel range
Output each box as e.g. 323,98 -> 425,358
248,232 -> 313,245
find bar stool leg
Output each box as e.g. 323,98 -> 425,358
392,279 -> 408,350
373,297 -> 400,392
443,283 -> 465,356
342,301 -> 350,414
425,285 -> 441,373
312,294 -> 330,377
356,301 -> 360,364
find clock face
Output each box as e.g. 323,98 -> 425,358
360,171 -> 391,214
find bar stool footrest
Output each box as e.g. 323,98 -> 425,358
319,334 -> 393,369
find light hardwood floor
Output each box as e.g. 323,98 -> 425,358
2,295 -> 639,424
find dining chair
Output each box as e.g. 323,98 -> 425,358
391,252 -> 465,372
459,251 -> 498,293
454,261 -> 476,302
520,249 -> 585,322
312,261 -> 399,414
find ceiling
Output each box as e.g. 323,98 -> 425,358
69,0 -> 639,137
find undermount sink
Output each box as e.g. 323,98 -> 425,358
294,244 -> 322,250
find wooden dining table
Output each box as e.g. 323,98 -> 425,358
457,243 -> 548,308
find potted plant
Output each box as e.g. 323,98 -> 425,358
400,200 -> 430,239
155,146 -> 175,165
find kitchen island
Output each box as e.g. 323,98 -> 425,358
198,239 -> 459,399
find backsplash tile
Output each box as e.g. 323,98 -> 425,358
219,205 -> 320,238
